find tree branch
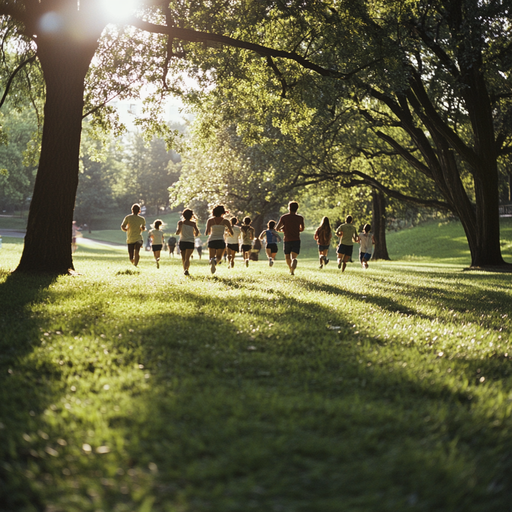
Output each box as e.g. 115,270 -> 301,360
0,55 -> 37,109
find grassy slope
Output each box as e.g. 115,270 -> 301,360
0,221 -> 512,511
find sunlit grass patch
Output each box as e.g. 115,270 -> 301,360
1,228 -> 512,511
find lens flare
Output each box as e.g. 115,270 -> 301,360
101,0 -> 139,22
39,12 -> 64,34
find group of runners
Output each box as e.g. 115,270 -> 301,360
120,201 -> 375,276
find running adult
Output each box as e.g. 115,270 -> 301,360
276,201 -> 305,275
176,209 -> 200,276
225,217 -> 242,268
314,216 -> 332,269
121,203 -> 146,267
335,215 -> 360,272
259,220 -> 281,266
205,205 -> 233,274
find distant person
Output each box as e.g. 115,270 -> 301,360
276,201 -> 305,275
167,235 -> 177,257
148,219 -> 165,269
314,216 -> 332,269
71,221 -> 78,253
259,220 -> 281,266
241,217 -> 255,267
205,204 -> 233,274
225,217 -> 242,268
358,223 -> 375,270
335,215 -> 359,272
121,203 -> 146,267
250,237 -> 262,261
176,209 -> 200,276
194,237 -> 203,259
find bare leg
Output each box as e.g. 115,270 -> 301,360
133,243 -> 142,267
342,254 -> 350,272
183,248 -> 193,273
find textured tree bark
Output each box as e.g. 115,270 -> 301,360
371,187 -> 390,261
16,36 -> 98,273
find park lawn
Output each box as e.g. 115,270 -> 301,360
1,228 -> 512,511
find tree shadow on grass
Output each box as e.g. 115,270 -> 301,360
3,269 -> 512,511
103,286 -> 512,512
0,271 -> 61,511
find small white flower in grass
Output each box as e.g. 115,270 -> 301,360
328,326 -> 341,330
96,446 -> 110,454
247,346 -> 257,351
480,376 -> 485,383
103,384 -> 110,391
82,443 -> 92,452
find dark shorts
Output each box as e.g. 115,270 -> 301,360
318,244 -> 330,252
179,241 -> 194,251
152,244 -> 163,252
284,240 -> 301,255
227,243 -> 239,252
241,244 -> 252,253
208,239 -> 226,250
127,241 -> 143,260
266,243 -> 278,254
337,244 -> 354,257
360,252 -> 372,262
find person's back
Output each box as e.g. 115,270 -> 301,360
122,213 -> 146,244
276,201 -> 304,275
337,222 -> 357,245
226,224 -> 241,244
277,212 -> 304,242
359,231 -> 373,254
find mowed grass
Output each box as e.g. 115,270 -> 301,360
0,222 -> 512,512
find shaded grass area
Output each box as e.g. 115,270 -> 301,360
1,240 -> 512,511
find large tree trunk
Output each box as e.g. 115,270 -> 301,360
16,36 -> 98,273
371,187 -> 390,260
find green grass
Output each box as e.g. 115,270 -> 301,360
1,223 -> 512,511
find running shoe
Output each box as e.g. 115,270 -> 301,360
291,258 -> 298,271
184,270 -> 190,276
324,257 -> 329,266
156,260 -> 160,269
269,258 -> 274,267
245,259 -> 249,268
337,260 -> 342,269
210,258 -> 217,274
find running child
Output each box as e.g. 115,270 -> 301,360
148,219 -> 165,268
358,223 -> 375,269
314,216 -> 332,269
225,217 -> 242,268
176,209 -> 200,276
240,216 -> 255,267
259,220 -> 281,266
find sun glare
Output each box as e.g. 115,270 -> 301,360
101,0 -> 139,22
